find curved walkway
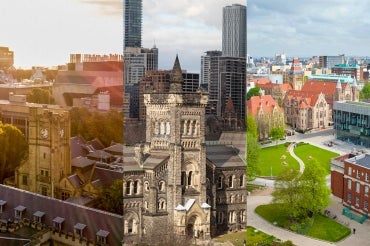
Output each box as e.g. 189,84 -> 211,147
287,143 -> 305,174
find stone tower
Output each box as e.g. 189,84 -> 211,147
143,55 -> 211,238
16,106 -> 71,198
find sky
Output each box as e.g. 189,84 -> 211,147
0,0 -> 122,69
247,0 -> 370,59
142,0 -> 245,72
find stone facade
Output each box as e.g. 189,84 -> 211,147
122,57 -> 246,245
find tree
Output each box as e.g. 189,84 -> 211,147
27,88 -> 55,104
246,133 -> 260,180
246,87 -> 260,100
269,127 -> 285,145
95,179 -> 123,214
272,168 -> 303,219
0,122 -> 28,182
299,158 -> 330,217
360,83 -> 370,101
246,115 -> 258,139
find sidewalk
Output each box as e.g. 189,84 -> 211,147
247,188 -> 370,246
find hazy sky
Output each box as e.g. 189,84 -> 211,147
247,0 -> 370,59
0,0 -> 122,68
142,0 -> 245,72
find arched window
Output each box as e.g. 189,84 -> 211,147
158,198 -> 166,210
217,176 -> 223,189
133,180 -> 139,194
144,181 -> 150,192
228,176 -> 233,188
181,171 -> 186,186
240,175 -> 244,187
188,171 -> 193,186
159,180 -> 165,192
126,181 -> 131,195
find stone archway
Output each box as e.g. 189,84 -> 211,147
186,214 -> 201,238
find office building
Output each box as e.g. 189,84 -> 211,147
124,0 -> 142,49
332,63 -> 363,81
222,4 -> 246,58
319,55 -> 345,69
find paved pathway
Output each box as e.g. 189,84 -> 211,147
287,143 -> 305,174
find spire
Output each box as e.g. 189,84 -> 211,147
169,55 -> 183,92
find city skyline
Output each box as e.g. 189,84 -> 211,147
247,0 -> 370,59
0,0 -> 122,68
142,0 -> 245,72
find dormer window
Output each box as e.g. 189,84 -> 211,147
14,205 -> 26,220
74,223 -> 86,238
0,200 -> 6,214
33,211 -> 45,223
96,229 -> 110,245
52,217 -> 65,232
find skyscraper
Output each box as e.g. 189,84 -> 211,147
222,4 -> 246,58
124,0 -> 142,49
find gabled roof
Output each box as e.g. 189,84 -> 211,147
247,94 -> 283,117
285,90 -> 322,108
301,80 -> 347,96
206,145 -> 245,168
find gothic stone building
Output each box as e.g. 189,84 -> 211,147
122,57 -> 246,245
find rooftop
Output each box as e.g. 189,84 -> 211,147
346,154 -> 370,169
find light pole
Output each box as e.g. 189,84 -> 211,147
270,166 -> 272,179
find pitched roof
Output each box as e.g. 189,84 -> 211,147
247,94 -> 283,117
301,80 -> 347,95
285,90 -> 321,108
206,145 -> 245,168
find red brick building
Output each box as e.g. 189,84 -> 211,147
331,152 -> 370,215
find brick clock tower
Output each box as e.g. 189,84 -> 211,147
143,56 -> 211,238
16,106 -> 71,198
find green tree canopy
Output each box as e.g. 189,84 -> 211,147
70,107 -> 123,146
0,122 -> 28,182
247,132 -> 261,180
246,115 -> 258,139
95,179 -> 123,214
270,127 -> 285,144
246,87 -> 261,100
27,88 -> 55,104
360,83 -> 370,100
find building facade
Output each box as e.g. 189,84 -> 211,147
247,93 -> 285,140
222,4 -> 246,58
124,0 -> 142,49
332,63 -> 363,81
0,46 -> 14,69
122,57 -> 246,245
331,152 -> 370,216
334,101 -> 370,147
319,55 -> 345,69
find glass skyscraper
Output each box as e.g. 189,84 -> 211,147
124,0 -> 142,49
222,4 -> 246,58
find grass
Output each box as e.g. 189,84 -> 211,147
294,143 -> 339,174
259,143 -> 300,176
255,203 -> 351,242
213,230 -> 247,246
246,226 -> 276,245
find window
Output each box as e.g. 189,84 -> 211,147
52,217 -> 65,232
240,210 -> 246,222
228,211 -> 236,223
188,171 -> 192,186
181,172 -> 186,186
366,186 -> 369,197
159,181 -> 165,192
348,167 -> 352,175
230,195 -> 235,204
355,197 -> 360,207
356,182 -> 361,193
126,181 -> 131,195
239,175 -> 244,187
61,191 -> 70,201
217,212 -> 224,224
22,175 -> 28,185
14,205 -> 26,220
357,170 -> 361,178
365,200 -> 369,211
41,186 -> 48,196
366,173 -> 369,182
228,176 -> 233,188
348,179 -> 352,190
144,181 -> 149,192
74,223 -> 86,238
157,199 -> 166,210
133,180 -> 138,194
96,230 -> 109,245
217,176 -> 223,189
347,193 -> 352,203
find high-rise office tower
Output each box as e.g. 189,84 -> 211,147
124,0 -> 142,49
222,4 -> 246,58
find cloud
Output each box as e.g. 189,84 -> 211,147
80,0 -> 122,16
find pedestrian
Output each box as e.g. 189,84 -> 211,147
243,239 -> 246,246
353,228 -> 356,234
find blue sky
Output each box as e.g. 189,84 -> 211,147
0,0 -> 122,68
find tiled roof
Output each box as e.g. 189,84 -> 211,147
250,77 -> 271,85
72,156 -> 95,168
206,145 -> 245,168
301,80 -> 347,96
285,90 -> 320,108
104,143 -> 123,155
0,185 -> 122,245
247,95 -> 283,117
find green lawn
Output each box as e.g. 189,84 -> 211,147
259,143 -> 300,176
246,226 -> 276,245
213,230 -> 247,246
294,143 -> 339,174
255,203 -> 351,242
